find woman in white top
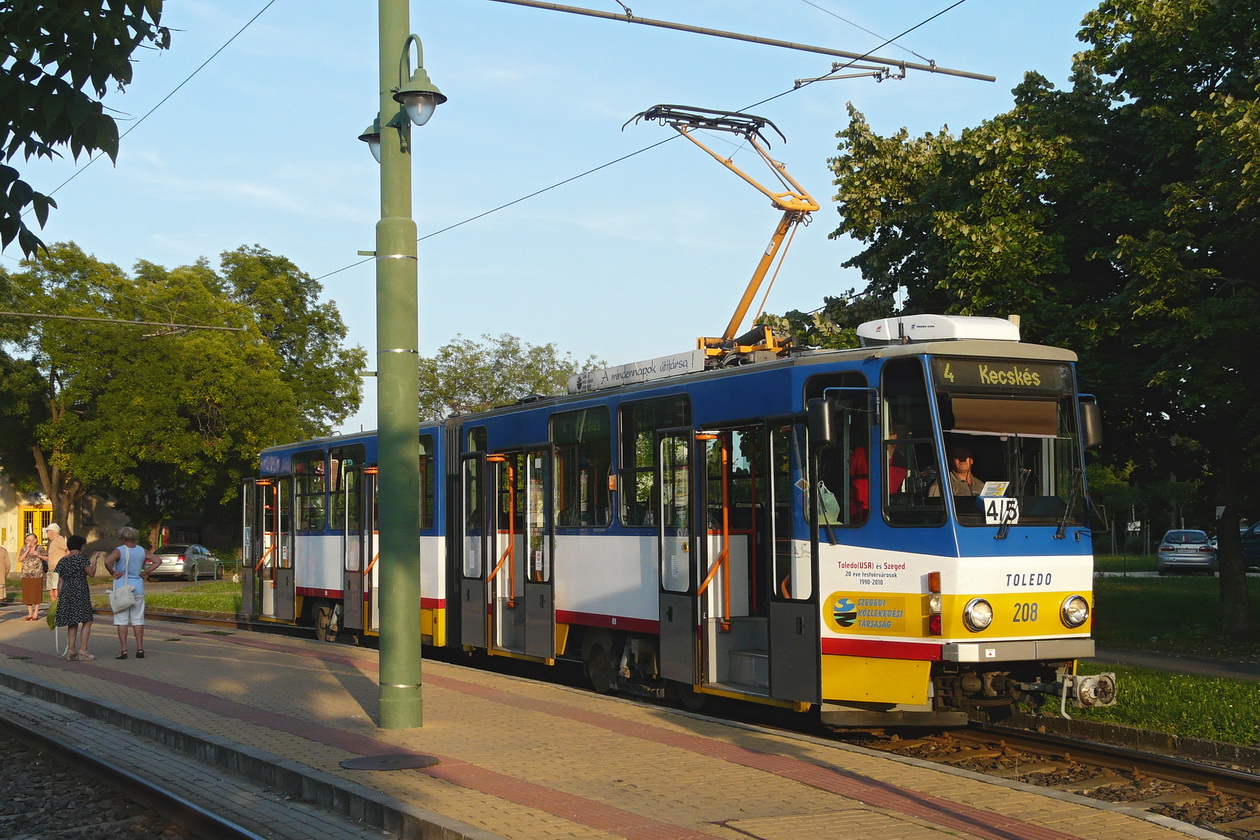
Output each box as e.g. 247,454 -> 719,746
103,527 -> 160,660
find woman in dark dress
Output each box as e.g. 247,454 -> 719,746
54,535 -> 95,661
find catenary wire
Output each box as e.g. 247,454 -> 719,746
312,0 -> 972,283
26,0 -> 281,207
793,0 -> 934,63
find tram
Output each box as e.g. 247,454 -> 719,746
242,314 -> 1116,726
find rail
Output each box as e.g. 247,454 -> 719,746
0,708 -> 269,840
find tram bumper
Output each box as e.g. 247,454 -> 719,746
939,637 -> 1116,717
941,638 -> 1095,663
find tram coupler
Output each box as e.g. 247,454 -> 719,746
1016,671 -> 1117,719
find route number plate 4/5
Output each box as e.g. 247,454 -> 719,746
984,497 -> 1019,526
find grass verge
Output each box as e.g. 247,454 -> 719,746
88,579 -> 242,614
1045,661 -> 1260,746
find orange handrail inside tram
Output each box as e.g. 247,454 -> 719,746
485,458 -> 517,608
696,435 -> 732,632
254,544 -> 275,573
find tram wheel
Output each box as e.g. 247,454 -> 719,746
585,642 -> 616,694
667,680 -> 707,712
315,605 -> 335,642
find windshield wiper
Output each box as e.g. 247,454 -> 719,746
1055,468 -> 1083,540
995,468 -> 1032,540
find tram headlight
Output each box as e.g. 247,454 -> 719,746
963,598 -> 994,632
1061,595 -> 1090,628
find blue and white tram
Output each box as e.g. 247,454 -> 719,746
242,315 -> 1116,725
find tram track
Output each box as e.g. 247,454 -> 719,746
145,607 -> 1260,838
0,707 -> 269,840
837,723 -> 1260,839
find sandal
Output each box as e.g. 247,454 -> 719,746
116,652 -> 127,660
136,650 -> 145,659
78,652 -> 95,661
64,651 -> 78,661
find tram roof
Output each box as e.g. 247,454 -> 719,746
259,337 -> 1077,457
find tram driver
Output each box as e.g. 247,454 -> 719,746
928,443 -> 985,498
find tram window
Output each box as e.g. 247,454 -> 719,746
552,407 -> 611,527
462,456 -> 483,577
618,396 -> 690,526
939,395 -> 1085,526
328,444 -> 365,532
809,373 -> 869,528
704,428 -> 763,533
771,423 -> 810,600
419,434 -> 435,530
293,450 -> 327,531
496,452 -> 527,532
881,359 -> 945,526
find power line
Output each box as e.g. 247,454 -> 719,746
315,1 -> 976,283
29,1 -> 281,205
793,0 -> 934,63
0,310 -> 245,333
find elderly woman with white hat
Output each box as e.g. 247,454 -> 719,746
44,522 -> 67,601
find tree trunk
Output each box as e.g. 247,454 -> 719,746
1213,447 -> 1253,638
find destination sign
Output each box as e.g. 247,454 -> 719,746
568,349 -> 707,394
931,358 -> 1072,395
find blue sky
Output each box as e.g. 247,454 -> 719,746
8,1 -> 1099,433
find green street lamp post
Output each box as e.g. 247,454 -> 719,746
368,0 -> 445,729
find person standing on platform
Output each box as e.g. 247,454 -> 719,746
103,527 -> 160,659
44,523 -> 67,602
18,533 -> 44,620
0,544 -> 9,604
54,535 -> 95,660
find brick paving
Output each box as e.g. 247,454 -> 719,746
0,607 -> 1221,840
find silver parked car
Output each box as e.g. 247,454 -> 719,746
1157,529 -> 1217,575
151,543 -> 223,581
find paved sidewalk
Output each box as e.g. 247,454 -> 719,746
0,606 -> 1224,840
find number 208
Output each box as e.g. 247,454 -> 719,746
1012,602 -> 1039,622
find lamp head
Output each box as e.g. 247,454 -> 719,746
358,117 -> 382,163
393,67 -> 446,127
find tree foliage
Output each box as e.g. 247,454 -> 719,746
418,333 -> 603,421
1,1 -> 171,255
0,242 -> 363,539
825,0 -> 1260,634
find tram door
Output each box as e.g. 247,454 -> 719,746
273,476 -> 297,622
698,427 -> 773,694
459,452 -> 492,648
480,449 -> 556,658
767,422 -> 820,704
363,469 -> 380,633
340,462 -> 364,633
523,449 -> 556,658
658,429 -> 699,684
241,479 -> 258,619
257,477 -> 296,621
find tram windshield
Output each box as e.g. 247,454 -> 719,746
812,355 -> 1088,530
930,357 -> 1087,527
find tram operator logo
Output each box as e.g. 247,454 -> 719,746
833,597 -> 858,628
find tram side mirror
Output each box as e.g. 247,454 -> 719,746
1079,397 -> 1103,449
807,398 -> 832,446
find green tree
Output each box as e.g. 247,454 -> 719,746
0,242 -> 361,541
827,0 -> 1260,634
418,333 -> 603,420
219,245 -> 367,438
761,290 -> 896,350
1,1 -> 170,255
